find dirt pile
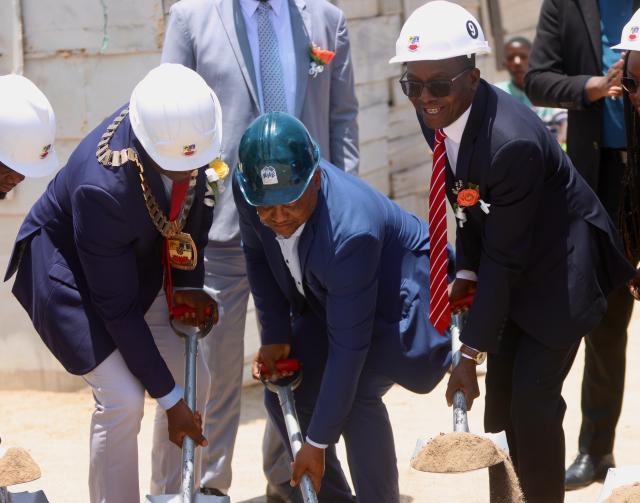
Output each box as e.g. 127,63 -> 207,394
411,432 -> 524,503
604,483 -> 640,503
0,447 -> 41,487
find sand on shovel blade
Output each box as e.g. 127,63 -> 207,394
604,482 -> 640,503
0,447 -> 41,487
411,432 -> 525,503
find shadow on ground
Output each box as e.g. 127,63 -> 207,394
237,495 -> 414,502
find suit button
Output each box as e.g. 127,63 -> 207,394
593,141 -> 599,150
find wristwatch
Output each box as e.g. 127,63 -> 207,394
460,344 -> 487,365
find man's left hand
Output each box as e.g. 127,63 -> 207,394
629,268 -> 640,301
173,290 -> 218,329
291,442 -> 325,494
445,357 -> 480,410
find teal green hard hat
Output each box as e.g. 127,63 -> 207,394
235,112 -> 320,206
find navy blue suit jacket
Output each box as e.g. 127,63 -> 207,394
4,107 -> 213,398
234,161 -> 451,444
419,80 -> 635,353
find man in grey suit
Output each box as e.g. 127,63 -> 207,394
161,0 -> 358,499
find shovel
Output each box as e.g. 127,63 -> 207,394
597,466 -> 640,502
0,443 -> 49,503
146,304 -> 230,503
411,294 -> 509,473
260,359 -> 319,503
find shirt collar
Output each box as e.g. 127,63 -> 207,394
443,105 -> 472,144
275,222 -> 306,241
239,0 -> 283,18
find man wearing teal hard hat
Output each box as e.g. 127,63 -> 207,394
234,112 -> 451,502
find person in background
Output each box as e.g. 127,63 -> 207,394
161,1 -> 358,499
0,74 -> 59,197
526,0 -> 639,490
495,36 -> 567,147
615,10 -> 640,300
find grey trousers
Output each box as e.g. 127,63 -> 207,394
199,243 -> 290,491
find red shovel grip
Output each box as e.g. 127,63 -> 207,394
259,358 -> 301,376
450,292 -> 475,312
171,304 -> 213,318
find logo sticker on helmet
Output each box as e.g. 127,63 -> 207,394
629,26 -> 639,40
183,144 -> 197,157
466,20 -> 479,39
40,144 -> 52,159
261,166 -> 279,185
408,36 -> 420,52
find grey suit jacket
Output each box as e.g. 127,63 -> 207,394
162,0 -> 359,242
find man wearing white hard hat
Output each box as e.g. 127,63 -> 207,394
0,74 -> 59,194
3,63 -> 223,503
391,2 -> 635,502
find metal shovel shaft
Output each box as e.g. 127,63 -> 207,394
451,310 -> 470,433
276,387 -> 319,503
180,332 -> 198,503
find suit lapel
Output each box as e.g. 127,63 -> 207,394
576,0 -> 602,69
289,0 -> 311,117
216,0 -> 260,110
453,81 -> 489,186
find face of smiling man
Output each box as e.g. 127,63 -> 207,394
406,56 -> 480,131
0,162 -> 26,193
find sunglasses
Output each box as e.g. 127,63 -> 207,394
622,76 -> 639,94
399,67 -> 473,98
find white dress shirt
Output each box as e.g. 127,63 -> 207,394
239,0 -> 297,114
275,223 -> 306,297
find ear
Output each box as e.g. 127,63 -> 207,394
469,68 -> 481,91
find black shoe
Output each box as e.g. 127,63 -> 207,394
200,487 -> 227,496
266,482 -> 304,503
565,452 -> 615,490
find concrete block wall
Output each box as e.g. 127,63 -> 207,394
0,0 -> 544,391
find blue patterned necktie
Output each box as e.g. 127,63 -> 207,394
256,0 -> 288,112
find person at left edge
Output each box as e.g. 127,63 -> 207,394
3,63 -> 221,503
0,74 -> 59,195
234,112 -> 451,502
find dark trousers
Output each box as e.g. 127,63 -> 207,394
578,149 -> 635,456
263,312 -> 398,503
485,321 -> 579,503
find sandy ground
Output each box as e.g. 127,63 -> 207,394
1,305 -> 638,503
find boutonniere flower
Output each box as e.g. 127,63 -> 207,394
204,158 -> 230,207
452,181 -> 490,228
309,44 -> 335,78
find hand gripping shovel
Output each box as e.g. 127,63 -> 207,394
411,294 -> 509,473
0,441 -> 48,503
146,304 -> 230,503
260,359 -> 319,503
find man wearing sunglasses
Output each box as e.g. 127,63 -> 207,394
391,2 -> 635,503
526,0 -> 640,491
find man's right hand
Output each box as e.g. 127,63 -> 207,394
585,54 -> 625,102
445,357 -> 480,410
449,278 -> 477,311
251,343 -> 292,380
166,399 -> 207,448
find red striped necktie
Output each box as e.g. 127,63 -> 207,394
429,129 -> 450,334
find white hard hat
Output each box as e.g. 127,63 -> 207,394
389,1 -> 491,64
613,8 -> 640,51
0,74 -> 59,177
129,63 -> 223,172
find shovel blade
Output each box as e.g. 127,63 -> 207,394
597,466 -> 640,503
6,491 -> 49,503
145,494 -> 231,503
413,430 -> 509,460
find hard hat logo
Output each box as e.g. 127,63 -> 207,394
629,26 -> 639,40
261,166 -> 279,186
182,144 -> 197,157
466,20 -> 479,39
39,144 -> 52,160
408,36 -> 420,52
